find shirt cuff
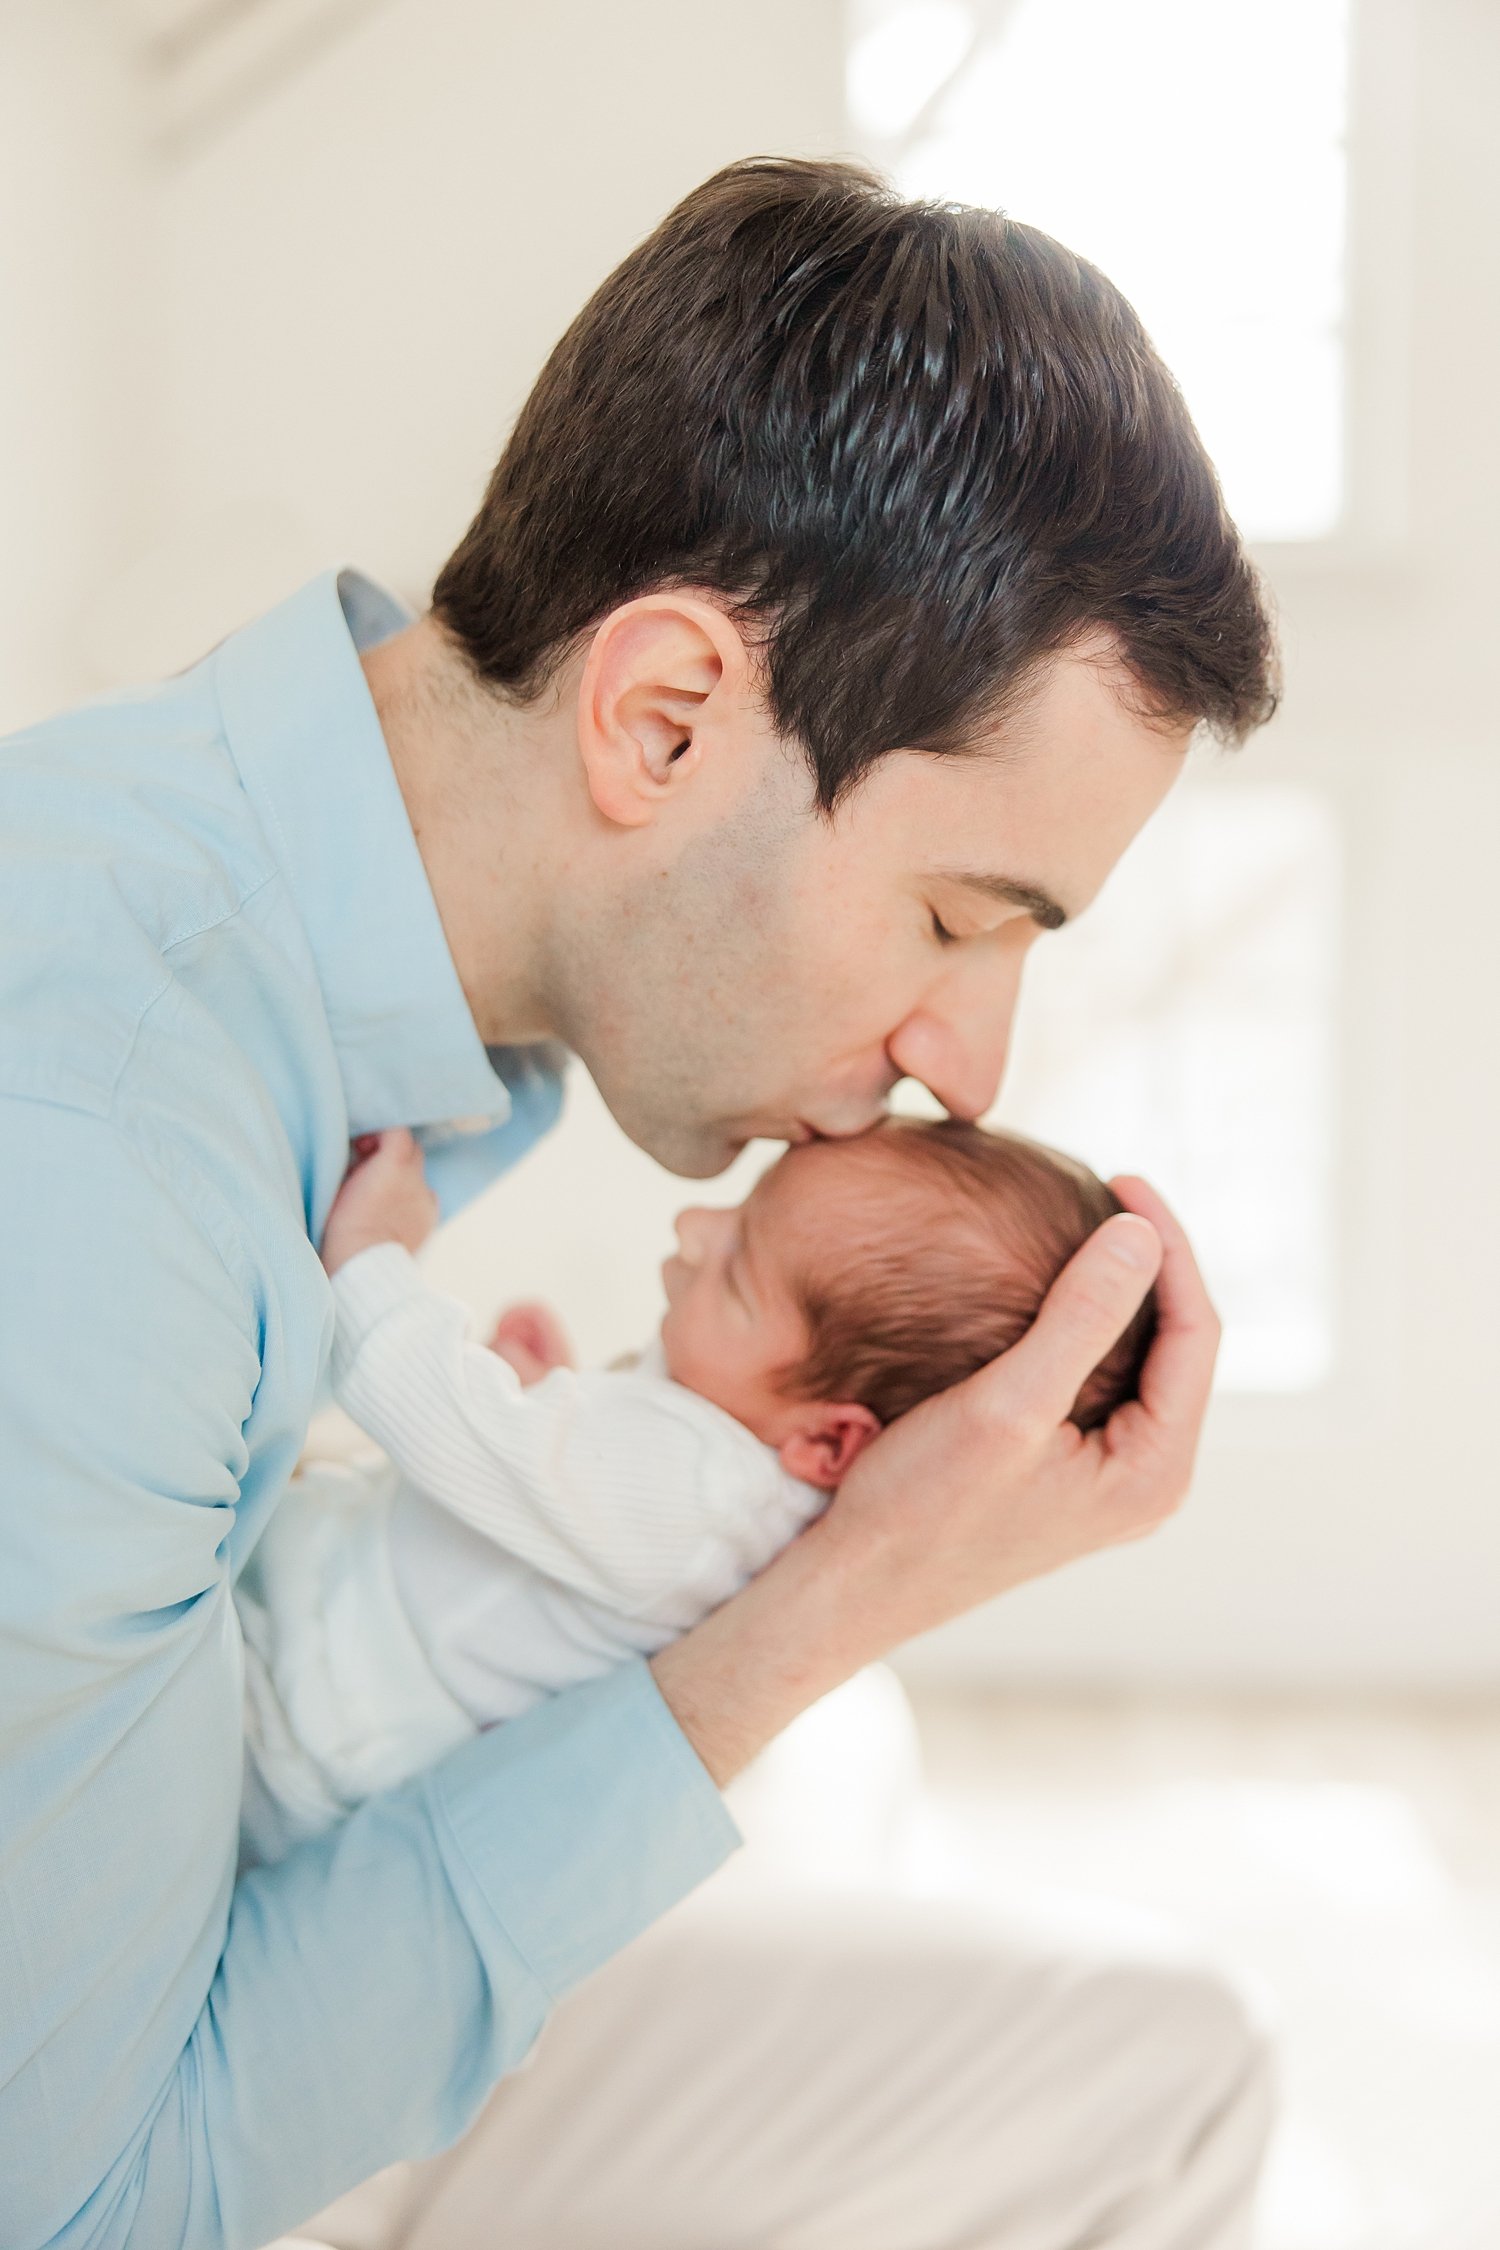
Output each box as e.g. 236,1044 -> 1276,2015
328,1241 -> 428,1384
425,1657 -> 741,1998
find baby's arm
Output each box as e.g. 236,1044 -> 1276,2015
329,1245 -> 738,1613
321,1129 -> 794,1617
486,1301 -> 575,1387
322,1137 -> 616,1587
323,1128 -> 576,1388
321,1126 -> 440,1272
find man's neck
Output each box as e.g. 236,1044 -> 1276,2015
361,616 -> 560,1047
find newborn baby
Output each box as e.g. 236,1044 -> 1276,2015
237,1118 -> 1154,1865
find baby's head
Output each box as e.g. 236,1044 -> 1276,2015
660,1118 -> 1157,1490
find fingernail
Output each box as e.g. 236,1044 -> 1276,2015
1105,1216 -> 1157,1270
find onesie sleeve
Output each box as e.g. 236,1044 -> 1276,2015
329,1245 -> 768,1614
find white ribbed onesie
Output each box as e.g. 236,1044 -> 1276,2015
236,1243 -> 826,1865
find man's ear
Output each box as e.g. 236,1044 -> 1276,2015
777,1402 -> 882,1492
575,594 -> 747,830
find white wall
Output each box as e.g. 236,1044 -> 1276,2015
146,0 -> 849,623
0,3 -> 152,732
13,0 -> 1500,1687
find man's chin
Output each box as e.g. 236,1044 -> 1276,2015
646,1114 -> 874,1176
663,1144 -> 743,1181
598,1079 -> 814,1177
628,1116 -> 748,1180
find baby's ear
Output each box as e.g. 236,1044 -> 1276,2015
778,1403 -> 881,1491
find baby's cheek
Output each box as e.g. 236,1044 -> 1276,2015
658,1303 -> 697,1387
662,1306 -> 726,1398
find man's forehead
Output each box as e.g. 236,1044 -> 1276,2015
880,676 -> 1190,914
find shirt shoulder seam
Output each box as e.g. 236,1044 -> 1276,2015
90,865 -> 286,1118
156,863 -> 282,966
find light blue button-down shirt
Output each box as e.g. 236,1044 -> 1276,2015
0,572 -> 738,2249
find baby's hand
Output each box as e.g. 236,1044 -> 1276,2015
321,1128 -> 439,1275
486,1301 -> 575,1387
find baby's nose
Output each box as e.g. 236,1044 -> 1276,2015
673,1207 -> 709,1263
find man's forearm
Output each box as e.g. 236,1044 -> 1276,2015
651,1516 -> 891,1786
17,1662 -> 734,2250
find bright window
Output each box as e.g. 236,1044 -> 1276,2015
989,781 -> 1340,1393
847,0 -> 1351,542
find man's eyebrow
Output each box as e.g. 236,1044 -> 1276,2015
938,869 -> 1071,931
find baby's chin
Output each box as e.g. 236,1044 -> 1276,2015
657,1308 -> 744,1414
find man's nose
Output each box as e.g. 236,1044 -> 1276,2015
886,959 -> 1024,1124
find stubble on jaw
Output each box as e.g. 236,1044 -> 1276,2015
546,746 -> 829,1178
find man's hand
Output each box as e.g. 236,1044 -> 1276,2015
486,1301 -> 576,1386
321,1127 -> 439,1275
816,1177 -> 1200,1634
651,1176 -> 1218,1784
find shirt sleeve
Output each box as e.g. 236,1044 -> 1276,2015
0,1099 -> 738,2250
416,1045 -> 567,1221
330,1245 -> 753,1614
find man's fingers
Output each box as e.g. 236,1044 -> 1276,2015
1107,1175 -> 1220,1432
975,1211 -> 1162,1435
1081,1177 -> 1220,1538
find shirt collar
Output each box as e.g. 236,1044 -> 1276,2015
213,568 -> 511,1138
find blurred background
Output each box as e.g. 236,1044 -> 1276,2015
4,2 -> 1498,2242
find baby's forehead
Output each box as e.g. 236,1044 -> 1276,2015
757,1127 -> 1025,1238
757,1131 -> 899,1210
762,1120 -> 1102,1254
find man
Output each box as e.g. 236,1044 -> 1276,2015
0,157 -> 1278,2248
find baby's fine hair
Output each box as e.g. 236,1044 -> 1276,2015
787,1119 -> 1156,1432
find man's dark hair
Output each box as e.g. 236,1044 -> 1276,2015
434,156 -> 1278,809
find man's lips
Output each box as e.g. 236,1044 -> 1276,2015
789,1112 -> 886,1143
729,1108 -> 890,1150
